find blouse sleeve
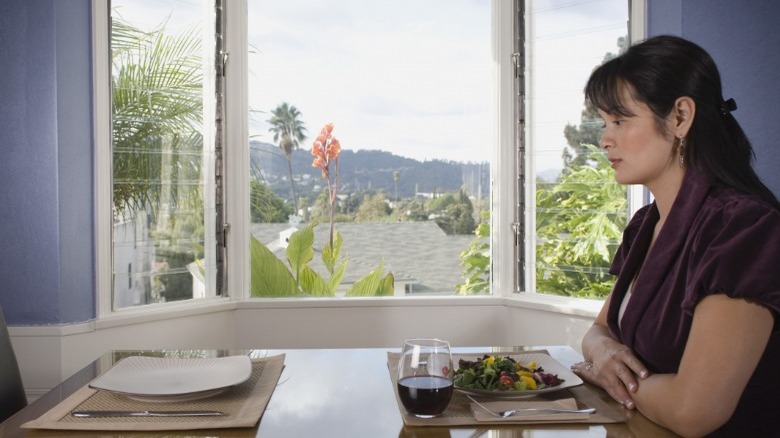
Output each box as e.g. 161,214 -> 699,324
682,198 -> 780,316
609,205 -> 652,276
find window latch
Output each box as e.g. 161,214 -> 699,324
221,223 -> 230,248
217,50 -> 229,77
511,221 -> 523,245
512,52 -> 521,78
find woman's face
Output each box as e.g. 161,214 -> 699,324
597,84 -> 680,190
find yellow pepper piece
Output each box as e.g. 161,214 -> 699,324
519,375 -> 537,390
516,370 -> 533,378
523,361 -> 538,370
483,356 -> 495,366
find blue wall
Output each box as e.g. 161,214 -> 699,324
0,0 -> 94,325
647,0 -> 780,196
0,0 -> 778,325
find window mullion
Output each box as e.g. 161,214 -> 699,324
213,0 -> 226,296
223,0 -> 250,299
92,0 -> 113,317
493,0 -> 519,296
515,0 -> 526,294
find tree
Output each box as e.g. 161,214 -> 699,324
427,193 -> 457,213
432,189 -> 476,235
532,37 -> 633,299
456,212 -> 490,295
338,193 -> 361,216
563,103 -> 603,168
309,189 -> 331,223
401,200 -> 428,221
111,18 -> 203,219
355,193 -> 391,221
536,145 -> 627,298
267,102 -> 307,212
111,16 -> 205,304
250,179 -> 293,223
436,203 -> 476,235
561,36 -> 629,169
393,170 -> 400,202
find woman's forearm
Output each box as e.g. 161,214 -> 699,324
581,323 -> 612,362
633,373 -> 727,437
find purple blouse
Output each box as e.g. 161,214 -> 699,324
608,168 -> 780,436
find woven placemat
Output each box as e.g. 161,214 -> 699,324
23,354 -> 285,431
387,351 -> 628,427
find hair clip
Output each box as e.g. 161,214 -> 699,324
720,98 -> 737,115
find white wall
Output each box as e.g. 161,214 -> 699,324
8,298 -> 596,401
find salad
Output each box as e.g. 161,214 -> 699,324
453,355 -> 564,391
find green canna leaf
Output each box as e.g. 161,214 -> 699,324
377,272 -> 395,296
321,230 -> 343,274
286,224 -> 315,279
327,260 -> 348,294
250,236 -> 299,297
346,260 -> 392,297
298,265 -> 332,297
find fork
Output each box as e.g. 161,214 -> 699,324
467,395 -> 596,418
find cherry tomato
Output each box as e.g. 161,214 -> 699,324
499,375 -> 514,388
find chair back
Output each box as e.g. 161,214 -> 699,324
0,305 -> 27,423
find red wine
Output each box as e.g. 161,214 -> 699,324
397,376 -> 453,417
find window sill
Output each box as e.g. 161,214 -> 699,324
10,294 -> 600,337
238,295 -> 505,309
95,297 -> 236,330
88,293 -> 600,329
240,294 -> 601,317
504,293 -> 602,318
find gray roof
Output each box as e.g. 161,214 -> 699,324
251,221 -> 475,293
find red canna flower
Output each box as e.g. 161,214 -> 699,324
311,123 -> 341,254
311,123 -> 340,179
327,138 -> 340,160
311,155 -> 325,170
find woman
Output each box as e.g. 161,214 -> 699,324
572,35 -> 779,437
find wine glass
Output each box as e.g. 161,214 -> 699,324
396,338 -> 454,418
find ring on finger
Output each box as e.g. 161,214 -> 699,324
572,361 -> 593,372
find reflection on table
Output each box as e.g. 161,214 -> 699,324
0,346 -> 679,437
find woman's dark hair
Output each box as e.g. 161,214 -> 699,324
585,35 -> 778,207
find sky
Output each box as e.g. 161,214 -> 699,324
112,0 -> 627,171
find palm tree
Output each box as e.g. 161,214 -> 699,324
267,103 -> 307,212
111,18 -> 203,219
393,170 -> 400,202
111,16 -> 205,304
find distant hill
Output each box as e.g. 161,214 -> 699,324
537,168 -> 562,183
250,141 -> 489,202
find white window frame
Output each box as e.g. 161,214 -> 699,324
223,0 -> 518,301
93,0 -> 230,318
93,0 -> 112,318
223,0 -> 250,300
93,0 -> 645,320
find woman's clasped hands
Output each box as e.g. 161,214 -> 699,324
571,338 -> 650,410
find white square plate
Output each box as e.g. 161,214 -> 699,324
90,355 -> 252,401
454,352 -> 583,398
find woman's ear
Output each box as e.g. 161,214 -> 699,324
674,96 -> 696,137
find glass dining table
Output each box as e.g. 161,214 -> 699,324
0,346 -> 679,437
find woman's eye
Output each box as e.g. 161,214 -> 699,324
600,119 -> 621,128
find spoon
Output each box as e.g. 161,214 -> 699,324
467,395 -> 596,418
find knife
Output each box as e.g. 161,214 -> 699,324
71,410 -> 225,417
